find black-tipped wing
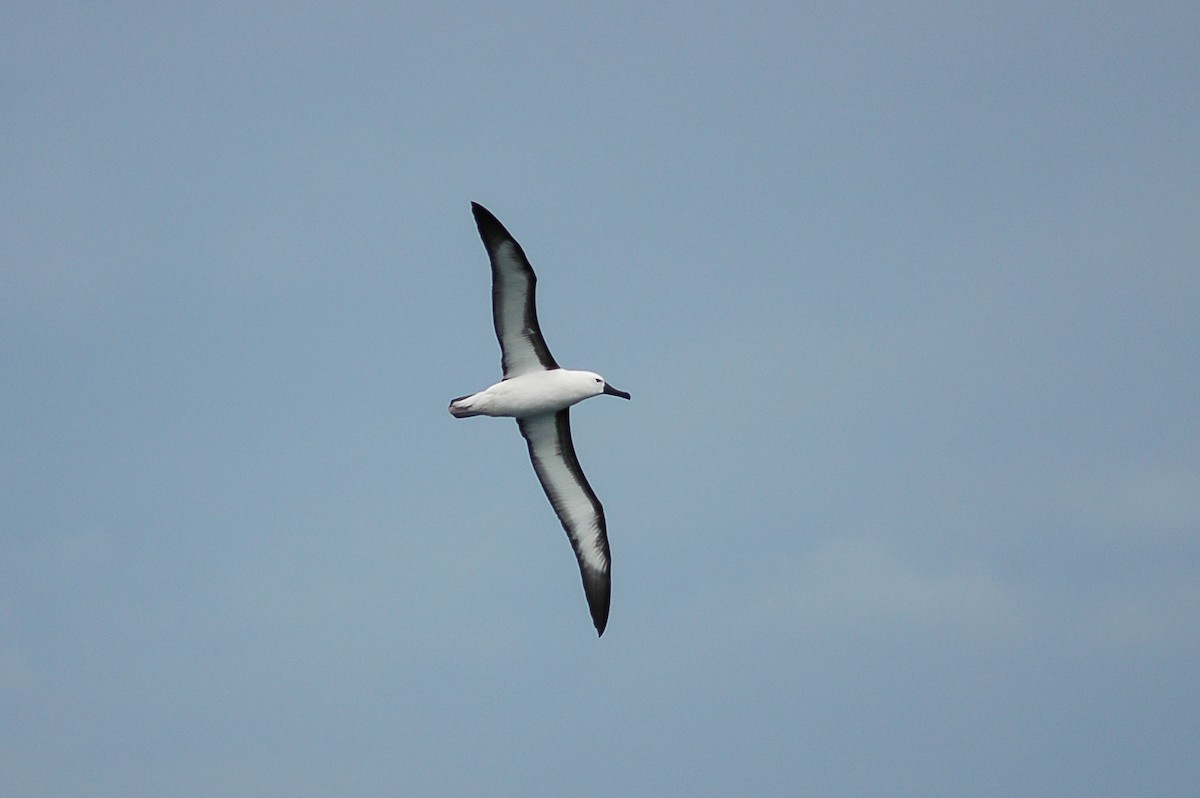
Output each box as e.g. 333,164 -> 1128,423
471,203 -> 558,378
517,410 -> 612,635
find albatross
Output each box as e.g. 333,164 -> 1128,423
449,202 -> 630,636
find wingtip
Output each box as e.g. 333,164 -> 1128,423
470,201 -> 496,224
470,202 -> 511,247
584,571 -> 611,637
593,612 -> 608,637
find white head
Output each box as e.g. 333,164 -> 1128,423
575,370 -> 632,401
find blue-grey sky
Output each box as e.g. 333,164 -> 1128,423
3,3 -> 1198,796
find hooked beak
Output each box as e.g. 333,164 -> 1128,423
603,383 -> 631,400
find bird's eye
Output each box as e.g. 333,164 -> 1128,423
595,378 -> 602,383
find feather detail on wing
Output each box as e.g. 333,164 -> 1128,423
472,203 -> 559,377
517,410 -> 612,635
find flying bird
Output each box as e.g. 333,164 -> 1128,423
449,202 -> 630,636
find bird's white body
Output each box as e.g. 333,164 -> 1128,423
450,369 -> 610,418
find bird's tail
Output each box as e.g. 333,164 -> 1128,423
448,394 -> 482,418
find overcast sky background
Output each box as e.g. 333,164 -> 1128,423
3,3 -> 1198,796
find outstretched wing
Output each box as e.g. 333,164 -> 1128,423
517,410 -> 612,636
472,203 -> 559,378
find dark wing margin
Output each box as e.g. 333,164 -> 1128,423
517,410 -> 612,636
471,202 -> 559,377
